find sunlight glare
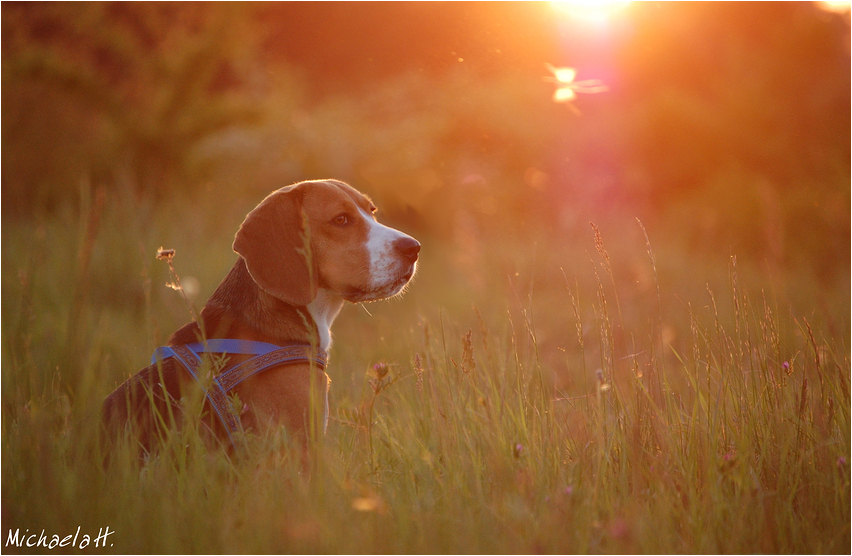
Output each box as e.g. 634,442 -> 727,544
819,0 -> 851,13
551,1 -> 632,23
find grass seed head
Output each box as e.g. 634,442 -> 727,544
462,330 -> 476,374
413,353 -> 424,393
156,247 -> 175,261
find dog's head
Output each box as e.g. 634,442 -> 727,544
233,179 -> 420,306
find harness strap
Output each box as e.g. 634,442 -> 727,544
215,345 -> 328,392
151,339 -> 284,364
151,340 -> 328,447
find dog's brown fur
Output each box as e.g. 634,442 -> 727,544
102,179 -> 419,456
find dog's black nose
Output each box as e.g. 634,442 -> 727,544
395,237 -> 421,263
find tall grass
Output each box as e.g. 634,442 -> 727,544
2,187 -> 849,553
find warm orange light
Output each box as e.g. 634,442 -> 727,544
819,0 -> 851,13
550,1 -> 632,23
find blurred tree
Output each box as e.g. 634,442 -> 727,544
2,2 -> 264,215
256,2 -> 560,94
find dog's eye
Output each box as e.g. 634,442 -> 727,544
332,214 -> 350,226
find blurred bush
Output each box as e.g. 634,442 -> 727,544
616,3 -> 851,280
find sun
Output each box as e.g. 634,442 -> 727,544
819,0 -> 851,13
550,1 -> 632,23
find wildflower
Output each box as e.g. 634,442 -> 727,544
372,362 -> 389,380
720,451 -> 736,472
782,361 -> 792,375
596,368 -> 610,391
513,442 -> 524,458
368,361 -> 395,396
838,457 -> 847,470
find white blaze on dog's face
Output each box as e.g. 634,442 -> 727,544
303,180 -> 420,303
361,207 -> 419,299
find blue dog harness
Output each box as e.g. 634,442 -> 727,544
151,339 -> 328,447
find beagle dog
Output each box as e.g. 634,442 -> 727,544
102,179 -> 420,455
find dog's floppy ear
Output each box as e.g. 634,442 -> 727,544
233,185 -> 318,306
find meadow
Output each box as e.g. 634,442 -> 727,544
2,181 -> 848,554
3,2 -> 850,553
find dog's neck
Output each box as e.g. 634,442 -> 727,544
306,289 -> 344,352
169,258 -> 341,352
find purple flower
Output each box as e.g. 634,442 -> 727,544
371,362 -> 389,379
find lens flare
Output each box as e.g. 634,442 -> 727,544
545,64 -> 608,103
